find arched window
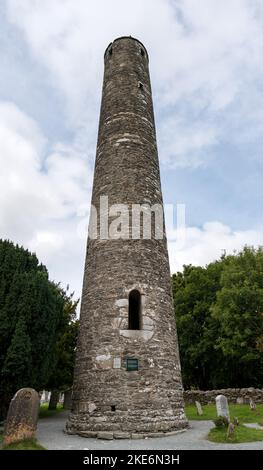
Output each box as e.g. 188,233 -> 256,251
128,290 -> 141,330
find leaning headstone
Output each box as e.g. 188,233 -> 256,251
249,398 -> 257,411
3,388 -> 39,446
195,401 -> 203,416
216,394 -> 230,421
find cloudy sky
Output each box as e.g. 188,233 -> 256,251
1,0 -> 263,300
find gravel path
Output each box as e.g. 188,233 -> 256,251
37,412 -> 263,450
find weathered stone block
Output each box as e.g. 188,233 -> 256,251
216,394 -> 230,421
3,388 -> 39,446
113,431 -> 131,439
97,432 -> 114,440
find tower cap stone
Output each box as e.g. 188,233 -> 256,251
104,36 -> 149,62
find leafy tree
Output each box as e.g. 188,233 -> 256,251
212,247 -> 263,387
173,261 -> 223,389
0,240 -> 70,419
173,246 -> 263,390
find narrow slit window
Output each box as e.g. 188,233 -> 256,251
128,289 -> 141,330
138,81 -> 144,89
140,48 -> 145,57
108,47 -> 112,56
111,405 -> 116,412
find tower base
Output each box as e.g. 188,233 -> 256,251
65,410 -> 189,439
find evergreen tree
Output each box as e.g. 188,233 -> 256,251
46,293 -> 79,409
0,239 -> 71,419
2,315 -> 32,392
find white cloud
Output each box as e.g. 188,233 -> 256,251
6,0 -> 263,167
169,221 -> 263,273
0,101 -> 91,297
1,0 -> 263,297
158,116 -> 219,168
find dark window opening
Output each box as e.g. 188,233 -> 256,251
128,289 -> 141,330
140,48 -> 145,57
111,405 -> 116,412
138,81 -> 144,89
126,358 -> 139,371
108,47 -> 112,56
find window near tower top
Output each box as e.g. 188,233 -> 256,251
128,289 -> 141,330
140,48 -> 145,57
108,47 -> 112,56
138,81 -> 144,89
126,358 -> 139,371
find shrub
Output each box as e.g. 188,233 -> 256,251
213,416 -> 229,428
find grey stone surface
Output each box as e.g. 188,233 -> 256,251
249,398 -> 257,410
37,412 -> 263,450
244,423 -> 263,430
236,397 -> 244,404
216,395 -> 230,421
66,36 -> 187,436
97,432 -> 114,440
195,401 -> 203,416
63,389 -> 72,410
4,388 -> 39,446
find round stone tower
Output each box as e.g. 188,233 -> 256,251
66,37 -> 188,438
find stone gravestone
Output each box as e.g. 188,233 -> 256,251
195,401 -> 203,416
3,388 -> 39,446
249,398 -> 257,411
216,394 -> 230,421
236,397 -> 244,405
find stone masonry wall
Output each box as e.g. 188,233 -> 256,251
66,37 -> 188,438
184,388 -> 263,405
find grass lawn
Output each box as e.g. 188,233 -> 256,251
208,424 -> 263,443
185,403 -> 263,424
39,403 -> 64,418
2,438 -> 45,450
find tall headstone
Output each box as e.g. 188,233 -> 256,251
3,388 -> 39,446
66,36 -> 188,438
216,394 -> 230,421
